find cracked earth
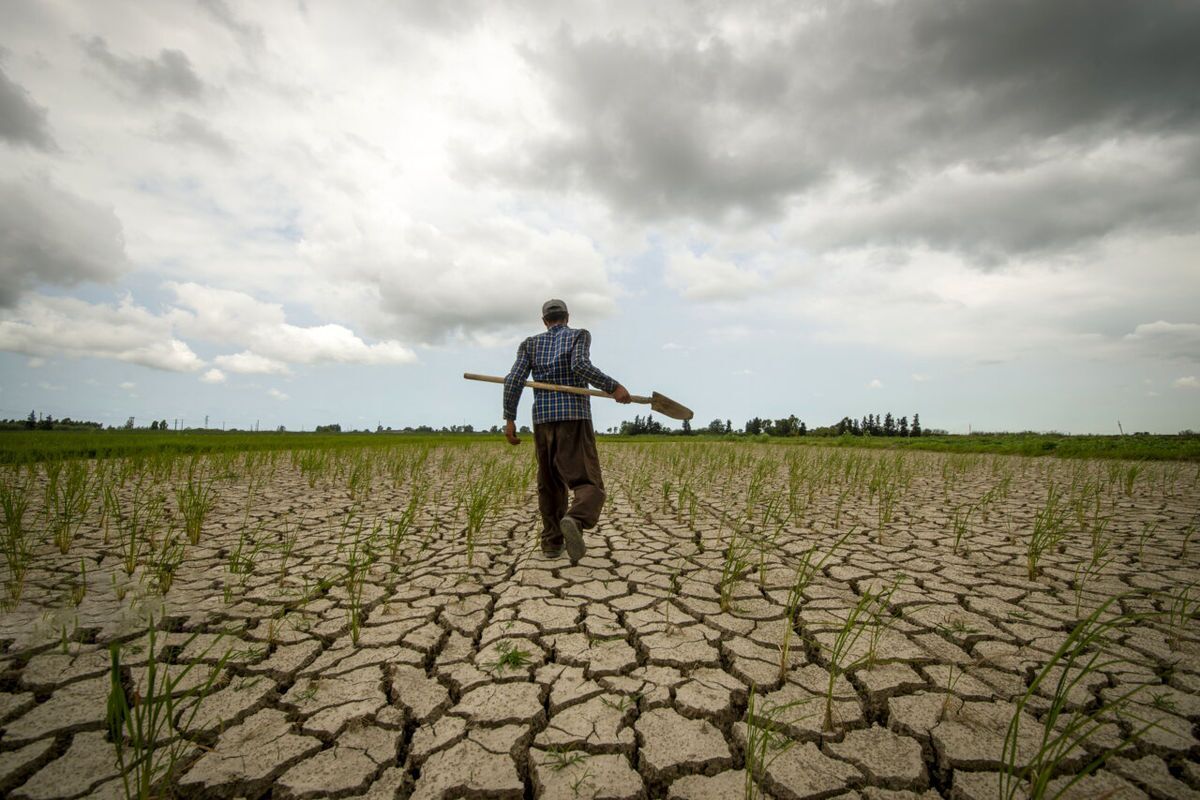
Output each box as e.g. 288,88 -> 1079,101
0,443 -> 1197,799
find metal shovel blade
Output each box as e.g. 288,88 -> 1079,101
650,391 -> 694,421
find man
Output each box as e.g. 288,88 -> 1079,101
503,299 -> 631,563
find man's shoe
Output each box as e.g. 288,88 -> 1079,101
541,543 -> 564,558
561,516 -> 585,565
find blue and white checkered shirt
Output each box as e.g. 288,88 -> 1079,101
503,324 -> 619,424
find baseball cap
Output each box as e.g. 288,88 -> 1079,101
542,298 -> 568,317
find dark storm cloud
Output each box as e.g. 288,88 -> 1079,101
0,177 -> 128,307
83,37 -> 205,100
0,66 -> 57,150
465,0 -> 1200,254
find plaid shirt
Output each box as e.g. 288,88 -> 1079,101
504,324 -> 619,424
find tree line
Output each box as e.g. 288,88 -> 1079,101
613,412 -> 927,437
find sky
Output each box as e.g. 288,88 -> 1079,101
0,0 -> 1198,435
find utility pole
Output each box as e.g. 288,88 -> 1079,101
205,414 -> 209,429
1118,420 -> 1125,436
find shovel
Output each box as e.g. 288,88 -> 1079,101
463,373 -> 694,421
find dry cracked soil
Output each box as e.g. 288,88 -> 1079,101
0,443 -> 1198,799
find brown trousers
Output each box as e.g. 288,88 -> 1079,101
534,419 -> 606,545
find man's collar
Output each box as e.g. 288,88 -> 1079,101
547,322 -> 568,330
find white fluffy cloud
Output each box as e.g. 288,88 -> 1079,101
0,295 -> 202,372
1175,376 -> 1199,389
200,368 -> 226,384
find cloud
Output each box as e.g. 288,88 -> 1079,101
300,214 -> 618,344
119,381 -> 135,390
200,368 -> 226,384
213,351 -> 290,376
867,379 -> 883,389
157,113 -> 235,157
461,1 -> 1200,259
267,387 -> 289,400
911,373 -> 929,382
665,250 -> 766,302
83,37 -> 205,100
170,282 -> 416,367
0,176 -> 129,306
1174,376 -> 1199,389
0,66 -> 56,150
1124,321 -> 1200,363
0,295 -> 203,372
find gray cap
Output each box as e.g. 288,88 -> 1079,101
541,298 -> 568,317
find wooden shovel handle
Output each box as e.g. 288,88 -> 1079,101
463,373 -> 650,404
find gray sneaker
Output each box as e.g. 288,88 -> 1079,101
560,516 -> 585,565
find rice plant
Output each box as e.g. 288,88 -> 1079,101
718,521 -> 755,613
1027,483 -> 1067,580
743,686 -> 811,800
818,590 -> 877,732
107,615 -> 230,800
951,503 -> 972,555
778,531 -> 851,682
175,465 -> 215,545
999,593 -> 1161,800
151,528 -> 185,595
50,460 -> 94,554
1162,581 -> 1198,650
0,471 -> 34,606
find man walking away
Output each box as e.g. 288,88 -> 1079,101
503,299 -> 631,563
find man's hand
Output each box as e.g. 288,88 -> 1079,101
504,419 -> 521,445
612,384 -> 632,404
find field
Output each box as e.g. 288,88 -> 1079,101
0,439 -> 1197,799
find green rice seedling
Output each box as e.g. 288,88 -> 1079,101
833,486 -> 851,530
386,487 -> 422,570
743,686 -> 811,800
151,528 -> 185,594
1136,520 -> 1159,562
1121,462 -> 1143,497
718,522 -> 755,613
778,531 -> 851,682
951,504 -> 973,555
275,512 -> 304,583
484,639 -> 532,674
107,615 -> 230,800
175,465 -> 215,545
818,590 -> 877,732
1181,519 -> 1197,559
50,460 -> 94,554
863,576 -> 904,669
464,464 -> 501,565
542,748 -> 587,772
41,459 -> 63,521
1027,483 -> 1067,580
227,519 -> 266,577
999,594 -> 1160,800
0,470 -> 34,606
342,517 -> 379,645
939,664 -> 965,721
1072,547 -> 1116,618
1162,581 -> 1198,650
111,480 -> 165,577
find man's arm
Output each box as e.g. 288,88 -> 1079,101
503,338 -> 532,422
571,329 -> 630,402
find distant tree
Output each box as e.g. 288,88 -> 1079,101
277,425 -> 287,432
37,414 -> 54,431
724,420 -> 732,434
25,410 -> 36,429
911,413 -> 922,437
745,417 -> 764,436
519,425 -> 531,434
799,420 -> 807,436
150,420 -> 159,431
883,412 -> 896,436
681,419 -> 692,435
160,419 -> 168,431
899,415 -> 909,437
124,416 -> 135,430
706,418 -> 725,435
315,423 -> 342,433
